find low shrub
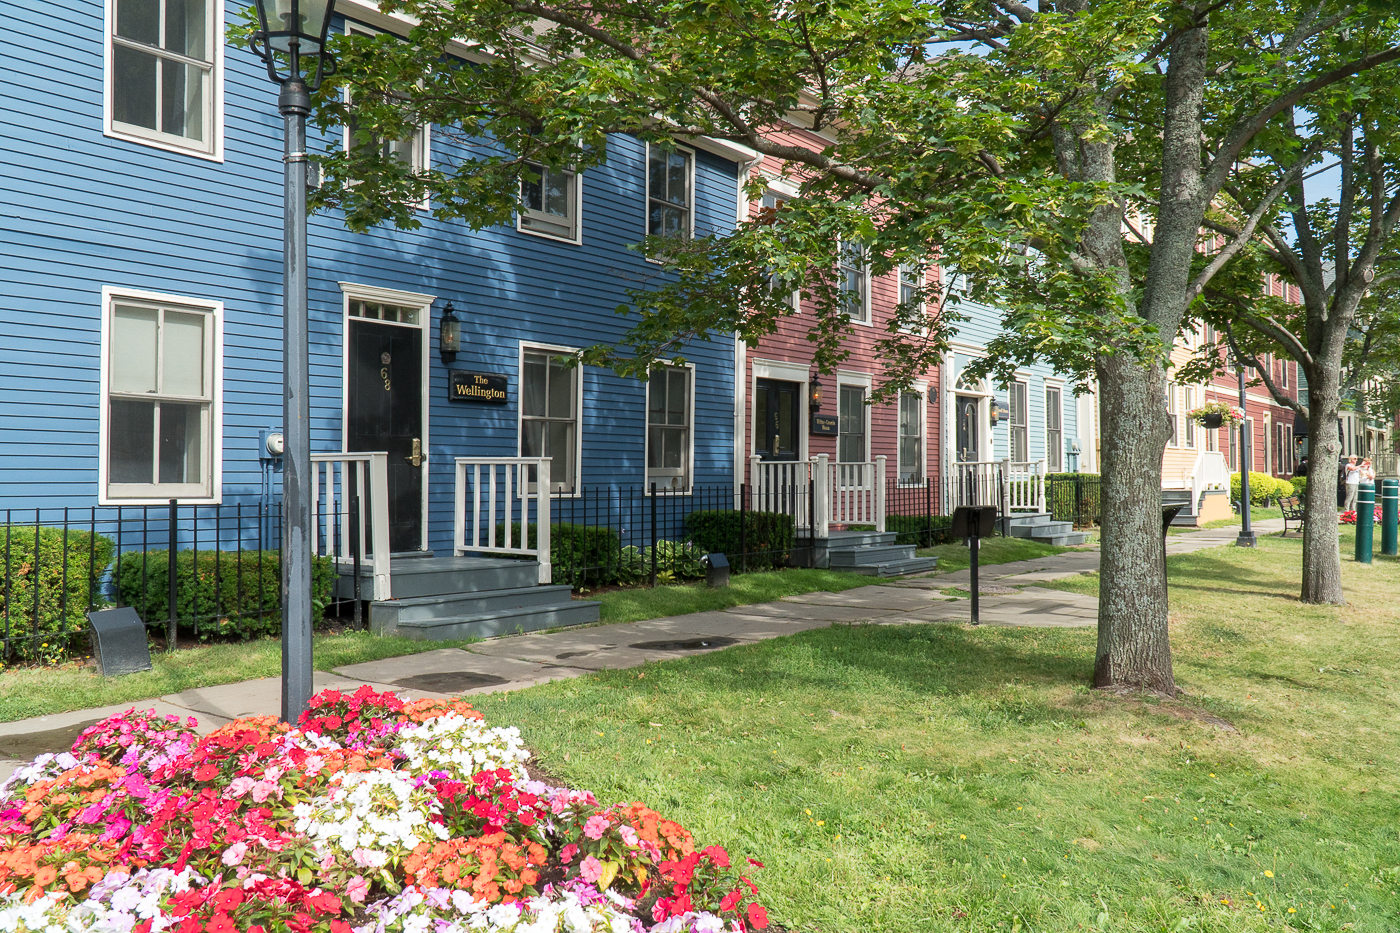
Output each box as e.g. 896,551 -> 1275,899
883,513 -> 958,546
113,549 -> 335,641
1291,475 -> 1309,498
685,510 -> 795,571
495,522 -> 623,587
1046,474 -> 1102,526
1230,471 -> 1284,506
0,526 -> 115,662
612,541 -> 708,585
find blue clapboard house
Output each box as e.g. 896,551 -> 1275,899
0,0 -> 754,642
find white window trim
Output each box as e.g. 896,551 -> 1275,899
517,340 -> 585,497
643,361 -> 697,496
516,163 -> 584,245
1166,382 -> 1179,448
103,0 -> 225,161
98,285 -> 224,505
338,282 -> 434,550
1008,378 -> 1030,463
897,263 -> 927,333
1044,383 -> 1064,472
836,372 -> 873,463
343,21 -> 432,210
759,189 -> 801,309
897,381 -> 929,486
837,239 -> 873,326
644,142 -> 697,261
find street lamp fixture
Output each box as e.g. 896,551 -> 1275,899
808,372 -> 823,412
440,302 -> 462,365
248,0 -> 339,724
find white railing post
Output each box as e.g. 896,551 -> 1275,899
453,459 -> 467,556
1000,458 -> 1013,517
537,459 -> 552,585
813,454 -> 830,539
368,452 -> 392,600
749,455 -> 762,510
875,455 -> 887,533
1036,459 -> 1047,513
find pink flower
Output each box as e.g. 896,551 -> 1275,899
346,876 -> 369,904
618,825 -> 638,846
249,781 -> 278,803
560,844 -> 579,864
579,855 -> 603,883
583,814 -> 610,840
222,842 -> 249,866
226,777 -> 256,798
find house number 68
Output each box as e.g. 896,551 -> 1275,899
380,367 -> 391,391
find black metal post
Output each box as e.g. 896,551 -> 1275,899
969,532 -> 980,625
167,499 -> 178,650
650,483 -> 658,586
740,483 -> 748,574
279,77 -> 315,723
1236,367 -> 1257,547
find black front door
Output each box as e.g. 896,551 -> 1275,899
956,394 -> 980,462
348,320 -> 423,552
755,378 -> 801,460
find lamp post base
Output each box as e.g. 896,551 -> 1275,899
1235,530 -> 1258,548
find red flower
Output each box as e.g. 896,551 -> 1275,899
747,903 -> 769,929
192,764 -> 219,782
702,844 -> 730,868
720,889 -> 742,912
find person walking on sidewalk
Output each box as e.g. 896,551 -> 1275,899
1343,455 -> 1362,513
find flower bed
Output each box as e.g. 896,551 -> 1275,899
1340,506 -> 1382,524
0,687 -> 770,933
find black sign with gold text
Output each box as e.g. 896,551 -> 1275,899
448,371 -> 508,404
811,413 -> 839,436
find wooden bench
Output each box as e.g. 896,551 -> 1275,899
1280,496 -> 1306,535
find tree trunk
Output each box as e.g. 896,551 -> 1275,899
1301,360 -> 1346,603
1093,353 -> 1176,694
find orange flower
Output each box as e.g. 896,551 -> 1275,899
33,866 -> 57,887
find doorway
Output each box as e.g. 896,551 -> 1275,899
755,378 -> 801,460
956,394 -> 981,462
347,317 -> 425,552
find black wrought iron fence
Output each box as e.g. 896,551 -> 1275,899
882,471 -> 1007,546
1046,473 -> 1103,527
1,501 -> 344,666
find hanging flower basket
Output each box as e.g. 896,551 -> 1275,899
1188,401 -> 1244,428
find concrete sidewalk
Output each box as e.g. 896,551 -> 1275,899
0,519 -> 1278,783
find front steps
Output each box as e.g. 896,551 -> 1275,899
1003,513 -> 1091,546
822,530 -> 939,577
338,556 -> 599,642
1160,488 -> 1232,527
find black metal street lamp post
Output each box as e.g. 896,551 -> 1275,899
1235,362 -> 1257,548
249,0 -> 339,723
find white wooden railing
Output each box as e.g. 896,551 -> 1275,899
453,458 -> 552,584
949,459 -> 1045,515
311,452 -> 392,601
748,455 -> 886,538
1187,451 -> 1230,516
948,461 -> 1002,512
1003,459 -> 1048,513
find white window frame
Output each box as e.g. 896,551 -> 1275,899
517,341 -> 584,496
1183,386 -> 1195,449
1166,382 -> 1179,447
837,371 -> 874,463
644,362 -> 697,495
1008,379 -> 1029,463
1045,384 -> 1063,471
897,386 -> 928,484
897,262 -> 925,333
517,162 -> 583,244
98,286 -> 223,504
343,22 -> 431,207
644,143 -> 696,250
104,0 -> 225,161
837,239 -> 872,325
760,190 -> 799,309
1263,413 -> 1273,474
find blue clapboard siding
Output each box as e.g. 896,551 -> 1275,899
944,295 -> 1081,470
0,2 -> 741,552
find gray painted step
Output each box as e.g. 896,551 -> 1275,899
1005,513 -> 1054,527
823,530 -> 898,547
844,556 -> 940,577
337,556 -> 538,599
830,544 -> 919,566
377,601 -> 601,642
1030,532 -> 1091,546
373,585 -> 579,626
1010,521 -> 1075,538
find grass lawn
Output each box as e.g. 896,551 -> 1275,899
475,528 -> 1400,932
1199,507 -> 1284,530
0,631 -> 475,724
916,535 -> 1072,573
587,568 -> 878,624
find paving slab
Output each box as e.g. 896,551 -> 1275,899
721,601 -> 901,623
781,585 -> 963,611
161,672 -> 442,722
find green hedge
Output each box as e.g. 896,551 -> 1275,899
1290,475 -> 1309,499
1230,472 -> 1293,506
0,526 -> 114,662
113,549 -> 335,641
1046,474 -> 1102,526
685,510 -> 795,571
496,522 -> 624,587
882,514 -> 958,546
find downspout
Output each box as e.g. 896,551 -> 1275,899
734,154 -> 764,507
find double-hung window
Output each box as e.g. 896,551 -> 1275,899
109,0 -> 217,155
345,25 -> 428,179
1009,381 -> 1028,462
837,240 -> 869,323
898,393 -> 923,483
647,365 -> 693,491
760,191 -> 798,308
103,290 -> 219,501
647,146 -> 693,240
1183,387 -> 1195,448
1045,386 -> 1063,471
838,385 -> 867,463
520,349 -> 579,493
1166,382 -> 1179,447
520,163 -> 579,241
898,263 -> 924,331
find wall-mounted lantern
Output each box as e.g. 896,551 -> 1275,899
439,302 -> 461,365
989,398 -> 1006,428
809,372 -> 824,412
